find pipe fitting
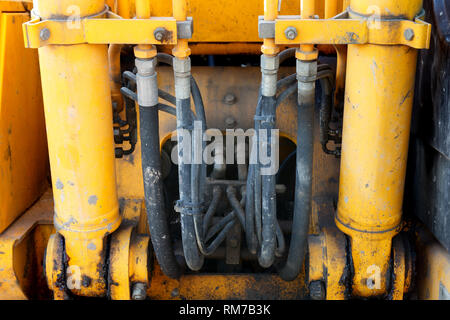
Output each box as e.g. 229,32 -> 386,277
135,58 -> 158,107
173,57 -> 191,100
260,54 -> 280,97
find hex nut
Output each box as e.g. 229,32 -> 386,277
261,54 -> 280,71
154,27 -> 167,42
296,59 -> 317,77
284,26 -> 298,40
173,56 -> 191,73
404,28 -> 415,41
39,28 -> 50,41
135,58 -> 157,75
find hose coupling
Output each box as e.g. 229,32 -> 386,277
173,57 -> 191,100
135,58 -> 158,107
261,54 -> 280,97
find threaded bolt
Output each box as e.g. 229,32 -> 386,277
284,27 -> 298,40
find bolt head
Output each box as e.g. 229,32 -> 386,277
224,93 -> 237,105
131,283 -> 147,300
284,27 -> 298,40
39,28 -> 50,41
154,27 -> 167,42
404,28 -> 415,41
225,117 -> 236,128
309,281 -> 326,300
171,288 -> 180,297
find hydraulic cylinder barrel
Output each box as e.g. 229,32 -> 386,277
336,0 -> 423,297
36,0 -> 120,296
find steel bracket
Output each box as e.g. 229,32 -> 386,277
258,9 -> 431,49
22,6 -> 193,48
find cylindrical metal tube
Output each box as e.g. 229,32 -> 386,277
37,0 -> 120,297
336,0 -> 422,297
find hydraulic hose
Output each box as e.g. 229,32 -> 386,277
136,58 -> 181,279
258,95 -> 278,268
173,57 -> 204,271
279,59 -> 317,281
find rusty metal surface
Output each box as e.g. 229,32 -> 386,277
148,265 -> 306,300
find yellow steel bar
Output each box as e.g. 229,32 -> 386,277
261,0 -> 279,55
23,17 -> 178,48
336,0 -> 424,298
172,0 -> 190,58
36,0 -> 120,297
274,16 -> 431,49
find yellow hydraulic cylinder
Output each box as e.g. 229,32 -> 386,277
36,0 -> 120,297
336,0 -> 422,297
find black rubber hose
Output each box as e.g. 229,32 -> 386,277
139,105 -> 181,279
202,186 -> 222,237
319,77 -> 333,153
176,97 -> 204,271
258,95 -> 278,268
245,94 -> 262,254
279,71 -> 315,281
278,47 -> 296,65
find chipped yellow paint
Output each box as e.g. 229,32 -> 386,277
36,0 -> 121,297
336,0 -> 422,297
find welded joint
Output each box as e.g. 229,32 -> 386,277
135,58 -> 158,107
260,54 -> 279,97
173,57 -> 191,100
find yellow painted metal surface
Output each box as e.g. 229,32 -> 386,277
336,0 -> 422,297
23,15 -> 179,48
0,190 -> 53,300
274,15 -> 431,49
0,11 -> 48,233
36,0 -> 121,297
307,229 -> 347,300
109,199 -> 150,300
